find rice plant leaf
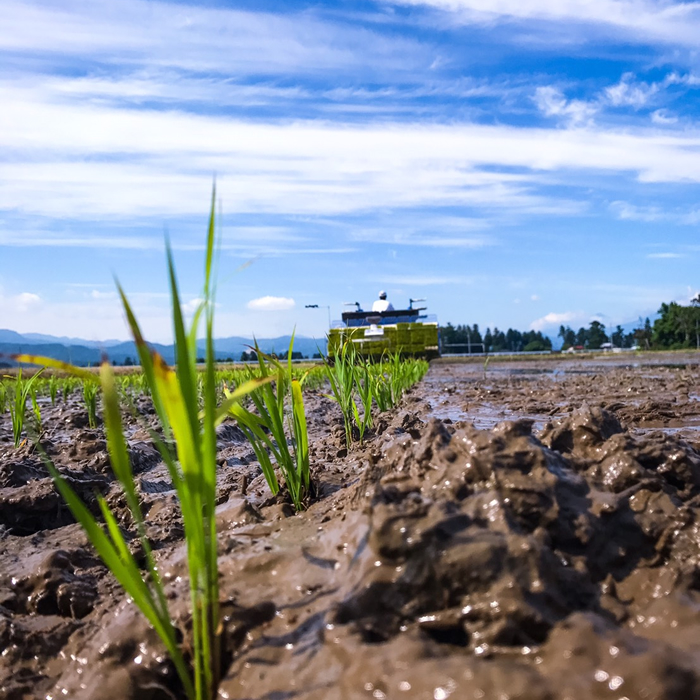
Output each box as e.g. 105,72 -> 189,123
117,282 -> 172,440
213,375 -> 273,426
291,378 -> 309,493
11,355 -> 97,382
165,243 -> 199,442
151,353 -> 200,483
99,361 -> 171,622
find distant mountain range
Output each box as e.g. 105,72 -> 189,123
0,329 -> 326,367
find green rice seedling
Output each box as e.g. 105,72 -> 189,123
367,354 -> 428,413
387,351 -> 406,406
62,376 -> 80,403
16,191 -> 265,700
369,359 -> 393,413
83,381 -> 99,428
48,375 -> 59,405
322,340 -> 357,447
382,353 -> 428,407
30,386 -> 42,433
352,360 -> 374,443
0,381 -> 7,414
226,337 -> 309,510
9,369 -> 44,447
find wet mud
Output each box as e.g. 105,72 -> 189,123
2,352 -> 700,700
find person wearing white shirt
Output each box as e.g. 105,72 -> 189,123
372,290 -> 394,312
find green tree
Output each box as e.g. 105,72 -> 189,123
587,320 -> 608,349
653,303 -> 687,348
558,325 -> 576,349
612,325 -> 625,348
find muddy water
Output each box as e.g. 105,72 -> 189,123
2,353 -> 700,700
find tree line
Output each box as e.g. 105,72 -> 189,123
440,324 -> 552,353
441,296 -> 700,354
559,297 -> 700,351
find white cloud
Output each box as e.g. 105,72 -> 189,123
534,86 -> 597,125
16,292 -> 41,308
530,311 -> 581,331
651,109 -> 678,125
0,291 -> 42,315
382,275 -> 473,285
1,0 -> 424,77
610,201 -> 700,225
531,294 -> 540,301
609,201 -> 665,222
5,84 -> 700,227
605,73 -> 657,108
91,289 -> 117,299
247,296 -> 296,311
182,297 -> 204,314
392,0 -> 700,48
647,252 -> 683,259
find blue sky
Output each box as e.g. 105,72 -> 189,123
2,0 -> 700,343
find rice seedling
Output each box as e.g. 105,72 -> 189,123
352,360 -> 374,443
15,190 -> 265,700
48,374 -> 59,405
369,361 -> 393,414
322,340 -> 358,447
82,380 -> 99,428
372,352 -> 429,409
0,381 -> 7,414
8,369 -> 44,447
30,386 -> 42,433
226,337 -> 309,510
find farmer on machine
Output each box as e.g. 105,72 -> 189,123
372,290 -> 394,313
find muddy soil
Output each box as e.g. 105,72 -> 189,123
2,352 -> 700,700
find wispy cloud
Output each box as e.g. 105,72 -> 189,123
605,73 -> 658,108
530,310 -> 583,331
2,0 -> 426,77
392,0 -> 700,47
647,252 -> 684,259
609,200 -> 666,222
247,296 -> 296,311
535,86 -> 597,126
651,109 -> 678,125
609,201 -> 700,225
381,275 -> 474,285
6,84 -> 700,228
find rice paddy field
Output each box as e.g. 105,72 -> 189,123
3,208 -> 700,700
1,348 -> 700,700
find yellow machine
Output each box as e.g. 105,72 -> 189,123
327,299 -> 440,360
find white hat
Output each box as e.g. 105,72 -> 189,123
379,290 -> 387,299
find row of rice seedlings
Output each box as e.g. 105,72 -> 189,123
323,344 -> 429,446
372,352 -> 429,408
16,191 -> 268,700
226,338 -> 309,510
